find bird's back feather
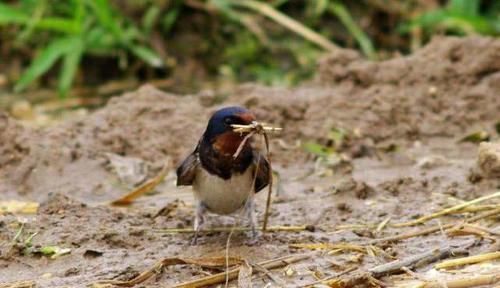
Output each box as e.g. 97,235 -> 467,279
252,151 -> 270,193
176,148 -> 200,186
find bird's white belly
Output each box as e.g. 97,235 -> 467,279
193,168 -> 254,215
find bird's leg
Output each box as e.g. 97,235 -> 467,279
244,196 -> 258,239
192,201 -> 206,245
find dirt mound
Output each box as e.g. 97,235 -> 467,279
0,112 -> 31,167
1,36 -> 499,287
315,36 -> 500,141
1,36 -> 499,200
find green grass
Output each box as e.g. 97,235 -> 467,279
0,0 -> 162,97
0,0 -> 498,98
401,0 -> 499,38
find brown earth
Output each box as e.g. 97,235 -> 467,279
1,36 -> 499,287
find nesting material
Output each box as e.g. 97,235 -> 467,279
231,122 -> 283,134
231,122 -> 282,231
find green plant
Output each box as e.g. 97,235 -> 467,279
4,0 -> 496,100
10,222 -> 39,255
186,0 -> 375,85
303,127 -> 348,158
327,1 -> 376,59
0,0 -> 162,97
402,0 -> 500,36
208,0 -> 336,86
303,141 -> 335,158
212,0 -> 375,56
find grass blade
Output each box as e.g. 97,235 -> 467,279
313,0 -> 328,17
16,0 -> 47,42
88,0 -> 124,42
142,5 -> 160,35
58,37 -> 84,97
129,44 -> 163,67
406,9 -> 496,35
303,141 -> 333,158
210,0 -> 269,44
162,8 -> 181,34
36,17 -> 80,34
328,1 -> 376,59
449,0 -> 480,17
229,0 -> 339,52
0,3 -> 30,24
15,37 -> 75,92
85,27 -> 117,52
441,15 -> 494,34
403,10 -> 448,32
0,3 -> 78,33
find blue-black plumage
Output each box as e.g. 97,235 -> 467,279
176,106 -> 270,244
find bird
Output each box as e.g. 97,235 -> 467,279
176,106 -> 270,244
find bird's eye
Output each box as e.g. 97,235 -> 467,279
224,117 -> 233,125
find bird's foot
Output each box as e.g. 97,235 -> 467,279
191,201 -> 206,245
190,234 -> 199,245
244,228 -> 261,245
244,233 -> 260,246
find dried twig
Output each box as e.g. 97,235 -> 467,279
250,262 -> 286,286
172,253 -> 311,288
376,216 -> 392,232
400,266 -> 422,280
420,274 -> 500,288
155,225 -> 311,234
231,123 -> 282,134
261,132 -> 273,231
237,260 -> 253,288
363,207 -> 500,245
331,204 -> 499,232
289,243 -> 365,253
232,131 -> 256,159
435,251 -> 500,269
227,0 -> 339,52
231,122 -> 281,232
225,122 -> 280,285
0,280 -> 36,288
111,160 -> 170,205
297,266 -> 357,287
449,204 -> 500,213
0,200 -> 38,214
393,190 -> 500,227
93,257 -> 243,287
368,245 -> 467,277
446,223 -> 498,242
330,243 -> 472,287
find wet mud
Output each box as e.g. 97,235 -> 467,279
1,36 -> 499,287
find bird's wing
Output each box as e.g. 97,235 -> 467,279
253,151 -> 270,193
176,149 -> 200,186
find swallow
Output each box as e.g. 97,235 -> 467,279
176,106 -> 270,244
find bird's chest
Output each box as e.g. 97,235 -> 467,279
193,167 -> 254,215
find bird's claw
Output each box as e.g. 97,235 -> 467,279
190,235 -> 199,245
244,230 -> 260,245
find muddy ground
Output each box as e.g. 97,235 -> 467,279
1,36 -> 499,287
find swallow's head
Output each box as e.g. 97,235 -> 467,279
203,106 -> 256,155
